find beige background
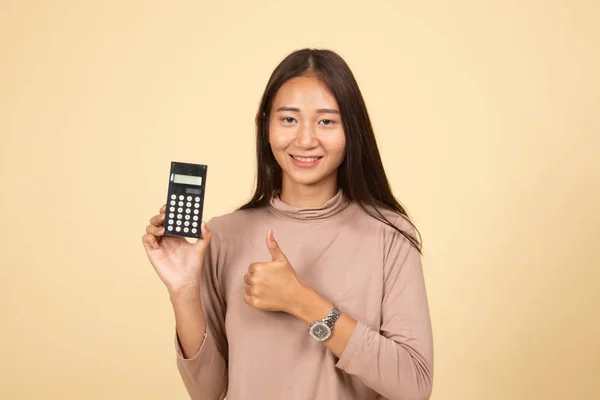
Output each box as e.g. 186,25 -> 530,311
1,0 -> 598,399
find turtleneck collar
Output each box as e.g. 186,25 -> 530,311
268,188 -> 350,222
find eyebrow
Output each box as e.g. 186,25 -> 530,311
275,106 -> 340,114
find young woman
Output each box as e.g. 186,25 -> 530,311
142,48 -> 433,400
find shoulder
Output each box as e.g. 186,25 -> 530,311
346,201 -> 417,237
345,201 -> 421,260
352,205 -> 423,278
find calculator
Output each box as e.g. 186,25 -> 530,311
163,161 -> 207,239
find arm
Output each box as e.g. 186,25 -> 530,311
173,221 -> 229,400
172,287 -> 206,359
173,290 -> 227,400
292,225 -> 434,400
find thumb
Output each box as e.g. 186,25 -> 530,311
194,221 -> 213,252
266,230 -> 286,262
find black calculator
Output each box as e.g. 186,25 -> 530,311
163,161 -> 207,239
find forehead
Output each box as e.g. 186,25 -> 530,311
272,75 -> 338,108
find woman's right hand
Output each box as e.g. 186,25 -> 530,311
141,204 -> 213,296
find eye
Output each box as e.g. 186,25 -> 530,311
281,117 -> 296,124
319,119 -> 335,126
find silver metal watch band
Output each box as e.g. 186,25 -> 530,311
323,305 -> 341,329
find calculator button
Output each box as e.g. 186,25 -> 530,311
167,226 -> 173,231
176,220 -> 182,226
169,213 -> 174,218
193,216 -> 198,221
178,201 -> 184,206
175,226 -> 181,232
177,207 -> 183,213
195,197 -> 200,202
194,203 -> 200,208
170,200 -> 176,205
179,195 -> 184,200
171,194 -> 176,199
186,208 -> 191,214
187,196 -> 192,201
170,207 -> 175,213
192,222 -> 198,227
184,221 -> 190,226
184,227 -> 189,233
191,228 -> 197,234
185,215 -> 190,220
177,214 -> 182,219
168,219 -> 174,225
186,202 -> 191,207
193,209 -> 199,215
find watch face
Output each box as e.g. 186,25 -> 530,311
310,321 -> 331,341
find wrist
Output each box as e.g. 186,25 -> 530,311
291,285 -> 334,327
169,283 -> 201,303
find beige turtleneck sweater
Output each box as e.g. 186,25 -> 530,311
174,190 -> 433,400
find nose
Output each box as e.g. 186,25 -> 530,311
294,123 -> 319,148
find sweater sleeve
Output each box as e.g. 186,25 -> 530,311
335,219 -> 434,400
174,218 -> 229,400
174,331 -> 228,400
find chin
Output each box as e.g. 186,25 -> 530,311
284,170 -> 336,187
290,177 -> 323,186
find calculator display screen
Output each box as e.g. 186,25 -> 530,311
186,188 -> 202,195
173,174 -> 203,186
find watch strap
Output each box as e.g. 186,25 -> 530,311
323,305 -> 341,329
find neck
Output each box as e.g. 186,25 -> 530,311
279,177 -> 338,208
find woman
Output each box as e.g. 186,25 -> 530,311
142,48 -> 433,400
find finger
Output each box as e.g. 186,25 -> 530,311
243,294 -> 254,308
266,230 -> 286,261
245,284 -> 252,296
146,224 -> 165,237
200,221 -> 213,242
150,212 -> 165,227
245,273 -> 259,286
193,221 -> 213,254
160,204 -> 166,213
142,233 -> 160,250
248,263 -> 262,275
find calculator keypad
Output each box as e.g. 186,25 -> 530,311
166,192 -> 203,236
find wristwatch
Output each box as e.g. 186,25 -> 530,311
309,305 -> 341,342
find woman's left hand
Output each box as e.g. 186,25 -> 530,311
243,230 -> 305,314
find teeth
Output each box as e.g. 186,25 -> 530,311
293,156 -> 320,162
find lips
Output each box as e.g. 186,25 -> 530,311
289,154 -> 323,167
290,155 -> 323,162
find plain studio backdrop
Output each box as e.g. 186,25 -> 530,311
1,1 -> 598,399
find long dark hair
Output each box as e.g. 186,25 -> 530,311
238,48 -> 422,253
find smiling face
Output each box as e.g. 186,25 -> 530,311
268,75 -> 346,194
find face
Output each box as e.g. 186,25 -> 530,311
268,75 -> 346,190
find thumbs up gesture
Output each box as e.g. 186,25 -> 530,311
243,230 -> 305,314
